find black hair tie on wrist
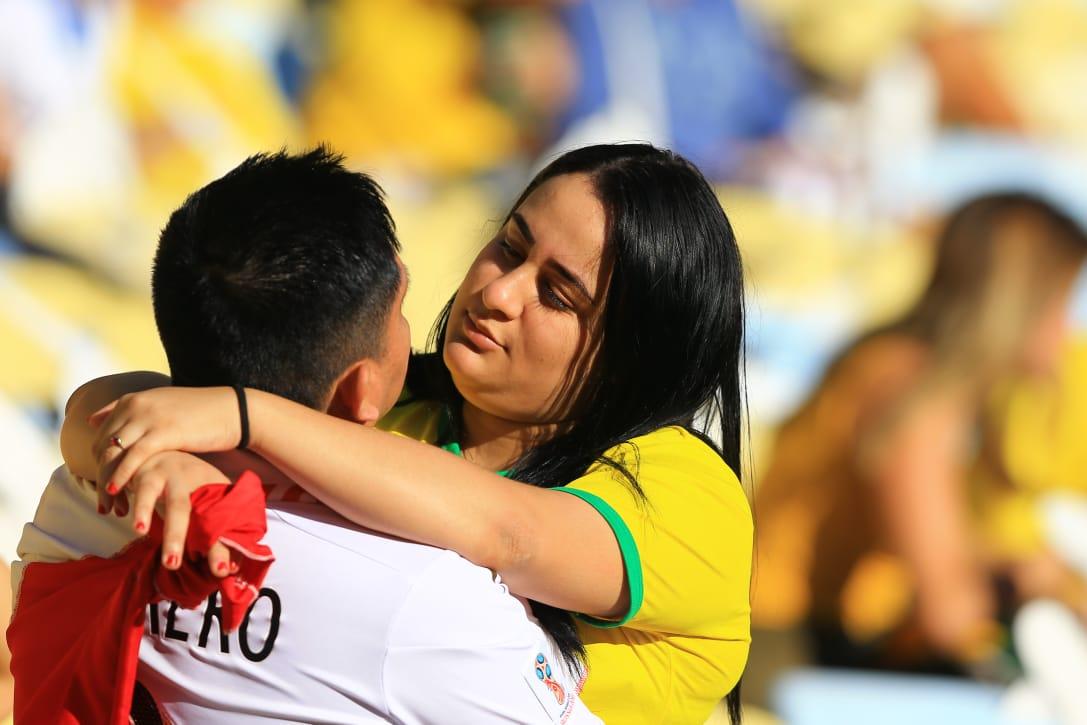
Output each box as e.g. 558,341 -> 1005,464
233,385 -> 250,450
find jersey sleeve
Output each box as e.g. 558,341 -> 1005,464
12,466 -> 136,600
556,427 -> 753,640
383,552 -> 601,725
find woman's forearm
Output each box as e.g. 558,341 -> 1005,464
85,384 -> 628,617
245,390 -> 627,617
61,372 -> 171,480
871,401 -> 996,658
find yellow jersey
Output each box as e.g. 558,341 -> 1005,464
379,400 -> 753,724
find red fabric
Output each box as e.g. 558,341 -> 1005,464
7,470 -> 274,725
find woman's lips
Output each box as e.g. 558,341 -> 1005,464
463,313 -> 503,351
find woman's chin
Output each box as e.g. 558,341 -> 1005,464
445,339 -> 495,385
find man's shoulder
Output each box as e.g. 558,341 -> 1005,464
262,503 -> 526,642
258,502 -> 485,610
21,465 -> 136,557
13,465 -> 137,601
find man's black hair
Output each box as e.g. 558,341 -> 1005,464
152,147 -> 401,409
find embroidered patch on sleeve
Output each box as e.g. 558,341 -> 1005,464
522,650 -> 577,723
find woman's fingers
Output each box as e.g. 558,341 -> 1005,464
131,468 -> 167,536
208,541 -> 232,578
96,446 -> 126,497
124,452 -> 240,580
89,399 -> 131,461
95,480 -> 114,516
107,433 -> 168,493
161,485 -> 192,570
87,400 -> 118,427
91,421 -> 125,471
93,419 -> 147,493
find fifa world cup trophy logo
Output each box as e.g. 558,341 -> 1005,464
534,653 -> 566,705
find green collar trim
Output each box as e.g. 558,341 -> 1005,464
438,414 -> 511,478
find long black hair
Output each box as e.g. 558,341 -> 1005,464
409,143 -> 748,722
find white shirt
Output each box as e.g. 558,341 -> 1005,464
14,466 -> 599,724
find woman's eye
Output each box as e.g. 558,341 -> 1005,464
542,284 -> 571,311
498,237 -> 521,260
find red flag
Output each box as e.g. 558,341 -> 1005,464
8,470 -> 274,724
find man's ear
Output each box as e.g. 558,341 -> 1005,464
327,359 -> 383,426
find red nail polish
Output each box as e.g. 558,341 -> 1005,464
97,504 -> 106,515
105,482 -> 118,495
229,562 -> 239,574
165,554 -> 179,568
216,561 -> 228,574
134,520 -> 146,533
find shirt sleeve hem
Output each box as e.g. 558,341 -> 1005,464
554,486 -> 644,628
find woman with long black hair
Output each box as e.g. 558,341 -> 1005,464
70,144 -> 752,724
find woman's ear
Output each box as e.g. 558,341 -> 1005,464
327,360 -> 383,426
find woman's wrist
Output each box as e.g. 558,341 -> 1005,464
243,388 -> 273,454
232,385 -> 250,450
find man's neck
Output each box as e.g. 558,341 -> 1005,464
458,402 -> 556,472
202,450 -> 293,489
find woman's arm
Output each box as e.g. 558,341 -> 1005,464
90,387 -> 629,619
863,396 -> 998,661
62,374 -> 263,573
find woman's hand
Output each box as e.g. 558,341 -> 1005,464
90,386 -> 242,498
122,449 -> 234,574
61,372 -> 171,482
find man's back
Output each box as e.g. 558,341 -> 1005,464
15,466 -> 596,724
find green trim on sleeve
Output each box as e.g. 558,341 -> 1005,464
554,486 -> 644,628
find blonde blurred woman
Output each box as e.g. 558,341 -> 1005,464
754,193 -> 1087,674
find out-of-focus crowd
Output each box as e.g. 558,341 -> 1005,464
4,1 -> 1087,723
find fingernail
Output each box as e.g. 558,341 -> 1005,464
216,561 -> 228,574
229,562 -> 239,574
97,504 -> 106,514
105,482 -> 118,495
114,507 -> 125,517
165,554 -> 179,568
134,520 -> 147,533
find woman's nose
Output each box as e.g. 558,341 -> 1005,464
480,268 -> 527,320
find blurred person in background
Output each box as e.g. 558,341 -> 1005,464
543,0 -> 796,181
70,144 -> 753,725
303,0 -> 520,178
753,193 -> 1087,679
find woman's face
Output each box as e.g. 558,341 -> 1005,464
444,173 -> 609,424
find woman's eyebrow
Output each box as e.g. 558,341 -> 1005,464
547,261 -> 593,303
513,212 -> 593,303
512,212 -> 536,246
